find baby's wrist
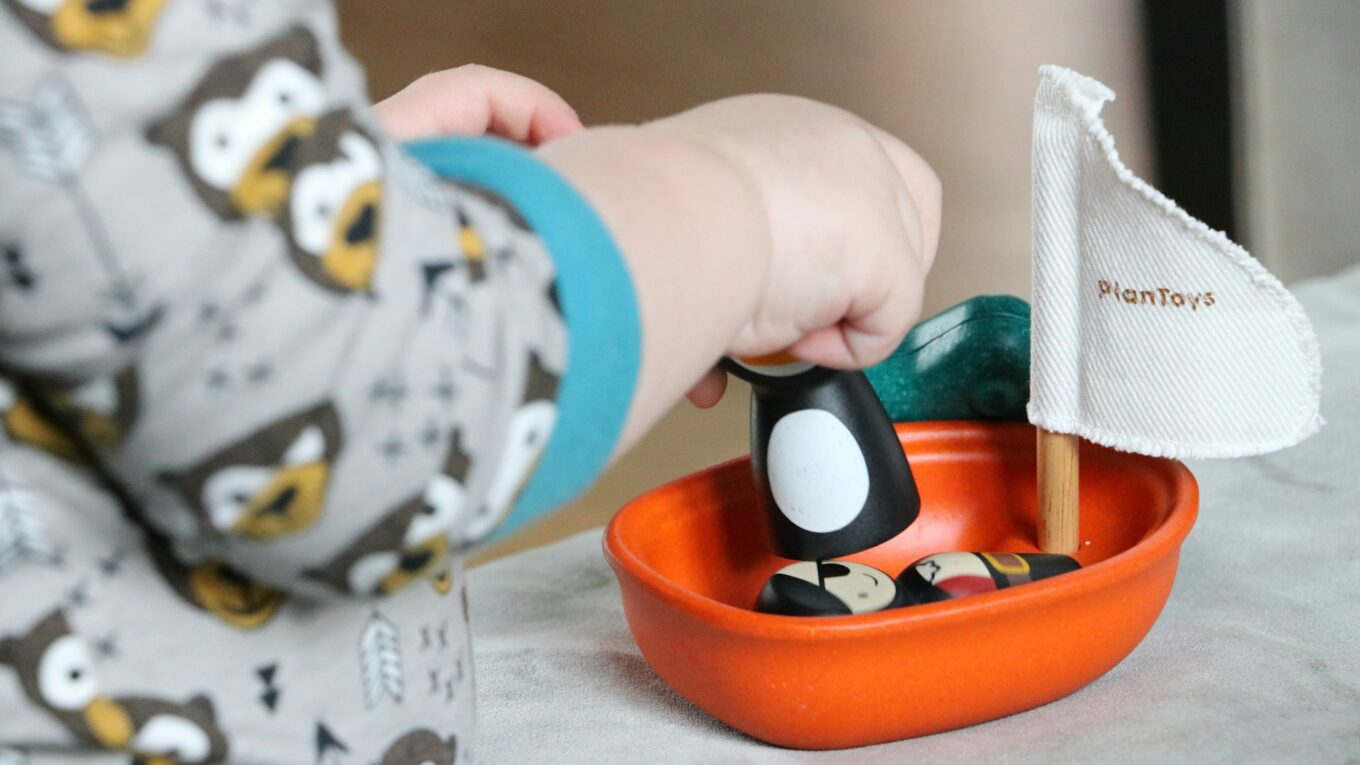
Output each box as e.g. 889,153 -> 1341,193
538,122 -> 772,448
540,124 -> 771,346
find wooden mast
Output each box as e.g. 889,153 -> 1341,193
1037,428 -> 1079,553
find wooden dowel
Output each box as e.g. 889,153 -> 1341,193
1037,428 -> 1080,554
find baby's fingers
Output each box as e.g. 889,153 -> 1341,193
685,366 -> 729,409
375,65 -> 583,145
785,125 -> 935,371
789,249 -> 925,370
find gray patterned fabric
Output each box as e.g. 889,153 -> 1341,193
469,266 -> 1359,764
1,2 -> 567,763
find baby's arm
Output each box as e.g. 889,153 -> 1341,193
0,8 -> 938,596
368,74 -> 943,448
0,12 -> 595,590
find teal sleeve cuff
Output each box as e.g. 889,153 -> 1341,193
403,137 -> 641,543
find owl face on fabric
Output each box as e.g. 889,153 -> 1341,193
306,433 -> 472,596
281,111 -> 385,293
462,353 -> 559,542
148,540 -> 286,631
0,610 -> 230,762
0,369 -> 139,462
147,26 -> 326,220
159,402 -> 342,541
3,0 -> 170,58
454,208 -> 488,283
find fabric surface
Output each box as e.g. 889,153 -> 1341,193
470,264 -> 1360,764
0,4 -> 636,763
403,138 -> 640,543
1028,66 -> 1322,458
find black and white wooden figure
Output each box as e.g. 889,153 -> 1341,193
755,560 -> 903,617
723,355 -> 920,561
895,552 -> 1080,606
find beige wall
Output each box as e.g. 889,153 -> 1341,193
1233,0 -> 1360,283
335,1 -> 1154,561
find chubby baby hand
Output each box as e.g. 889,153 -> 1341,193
374,64 -> 582,145
538,93 -> 941,438
653,95 -> 942,405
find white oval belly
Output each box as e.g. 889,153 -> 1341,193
766,409 -> 869,533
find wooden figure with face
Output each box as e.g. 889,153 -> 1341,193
896,552 -> 1080,606
159,402 -> 342,541
146,26 -> 326,220
756,560 -> 903,617
724,354 -> 920,562
0,369 -> 139,462
2,0 -> 170,58
0,610 -> 230,763
280,111 -> 384,293
306,433 -> 472,596
460,352 -> 559,542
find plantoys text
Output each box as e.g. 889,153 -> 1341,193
1097,280 -> 1215,310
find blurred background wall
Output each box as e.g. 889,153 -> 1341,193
1234,0 -> 1360,283
333,1 -> 1355,562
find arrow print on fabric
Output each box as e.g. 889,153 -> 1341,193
256,662 -> 281,714
315,721 -> 349,765
1,244 -> 36,292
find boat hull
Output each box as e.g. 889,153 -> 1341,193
605,421 -> 1198,749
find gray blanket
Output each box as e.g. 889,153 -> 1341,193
469,265 -> 1360,764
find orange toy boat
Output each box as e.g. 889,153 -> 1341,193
604,421 -> 1197,750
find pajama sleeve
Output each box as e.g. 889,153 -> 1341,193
0,2 -> 639,598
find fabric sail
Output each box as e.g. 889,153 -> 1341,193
1028,66 -> 1322,459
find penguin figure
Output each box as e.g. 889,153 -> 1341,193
896,552 -> 1080,606
724,354 -> 920,561
755,560 -> 903,617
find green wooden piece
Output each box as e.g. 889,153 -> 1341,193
865,295 -> 1031,422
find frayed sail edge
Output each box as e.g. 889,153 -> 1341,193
1029,66 -> 1324,457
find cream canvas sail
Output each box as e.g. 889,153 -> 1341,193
1028,66 -> 1322,459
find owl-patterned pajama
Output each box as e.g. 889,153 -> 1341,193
0,2 -> 640,763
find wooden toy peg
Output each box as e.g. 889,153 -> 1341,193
1037,427 -> 1080,554
896,551 -> 1080,605
723,359 -> 921,562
